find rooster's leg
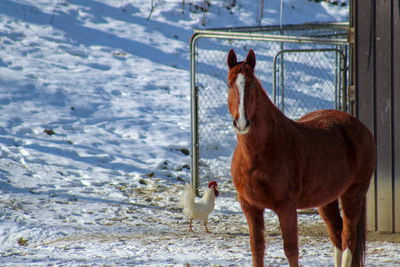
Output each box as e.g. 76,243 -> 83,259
204,222 -> 210,233
189,218 -> 194,232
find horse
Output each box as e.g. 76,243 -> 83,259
226,49 -> 376,267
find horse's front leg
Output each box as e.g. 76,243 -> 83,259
275,202 -> 299,267
240,198 -> 265,267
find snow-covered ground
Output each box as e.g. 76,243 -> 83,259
0,0 -> 399,266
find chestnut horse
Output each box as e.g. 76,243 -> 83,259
226,49 -> 376,267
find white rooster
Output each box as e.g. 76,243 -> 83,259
181,181 -> 219,233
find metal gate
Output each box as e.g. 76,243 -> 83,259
190,23 -> 350,193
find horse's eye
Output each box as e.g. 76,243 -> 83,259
226,82 -> 231,89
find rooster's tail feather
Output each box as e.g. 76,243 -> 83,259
181,183 -> 195,217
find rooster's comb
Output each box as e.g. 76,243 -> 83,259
208,181 -> 218,188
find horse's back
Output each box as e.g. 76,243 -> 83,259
298,109 -> 357,127
298,110 -> 374,148
298,109 -> 375,165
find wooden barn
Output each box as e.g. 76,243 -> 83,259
352,0 -> 400,232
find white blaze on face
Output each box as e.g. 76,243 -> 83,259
235,73 -> 247,131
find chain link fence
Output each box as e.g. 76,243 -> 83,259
190,23 -> 350,193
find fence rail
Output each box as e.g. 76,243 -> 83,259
190,23 -> 350,194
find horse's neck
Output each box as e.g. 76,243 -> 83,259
238,83 -> 291,157
254,81 -> 289,132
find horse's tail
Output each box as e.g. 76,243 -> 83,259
353,196 -> 367,267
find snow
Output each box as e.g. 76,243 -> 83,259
0,0 -> 399,266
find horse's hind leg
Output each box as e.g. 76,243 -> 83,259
318,200 -> 343,267
340,193 -> 367,267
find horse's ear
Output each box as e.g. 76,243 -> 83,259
227,49 -> 237,69
245,49 -> 256,70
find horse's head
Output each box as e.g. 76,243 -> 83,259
227,49 -> 257,135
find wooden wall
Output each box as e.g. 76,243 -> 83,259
354,0 -> 400,232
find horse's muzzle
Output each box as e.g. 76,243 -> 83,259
233,119 -> 250,135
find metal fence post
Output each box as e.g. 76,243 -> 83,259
190,34 -> 200,196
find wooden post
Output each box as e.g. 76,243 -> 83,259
353,0 -> 377,231
393,0 -> 400,233
375,0 -> 393,232
354,0 -> 400,232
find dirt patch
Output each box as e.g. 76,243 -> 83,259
299,223 -> 327,239
367,231 -> 400,243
